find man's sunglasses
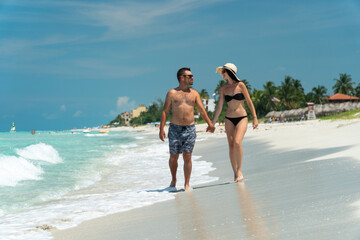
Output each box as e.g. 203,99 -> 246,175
182,74 -> 194,78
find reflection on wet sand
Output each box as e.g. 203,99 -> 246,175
175,191 -> 214,240
236,182 -> 273,240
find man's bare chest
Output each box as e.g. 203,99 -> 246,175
172,93 -> 195,106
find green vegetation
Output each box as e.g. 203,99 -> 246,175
109,72 -> 359,126
318,109 -> 360,121
332,73 -> 355,95
130,99 -> 165,125
109,115 -> 125,126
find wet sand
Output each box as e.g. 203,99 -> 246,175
52,119 -> 360,240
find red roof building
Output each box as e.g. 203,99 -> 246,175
325,93 -> 359,103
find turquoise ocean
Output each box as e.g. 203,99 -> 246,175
0,129 -> 217,240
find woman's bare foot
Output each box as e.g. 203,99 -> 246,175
184,184 -> 193,192
234,172 -> 244,182
236,175 -> 244,182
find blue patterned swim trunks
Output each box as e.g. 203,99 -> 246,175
168,123 -> 196,154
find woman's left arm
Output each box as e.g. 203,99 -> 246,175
239,82 -> 258,129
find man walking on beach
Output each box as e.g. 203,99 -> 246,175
159,67 -> 215,191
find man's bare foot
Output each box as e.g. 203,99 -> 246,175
169,180 -> 176,188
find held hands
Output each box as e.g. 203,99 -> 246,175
252,118 -> 258,129
206,124 -> 216,133
159,129 -> 166,141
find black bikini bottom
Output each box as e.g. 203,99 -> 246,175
225,116 -> 248,126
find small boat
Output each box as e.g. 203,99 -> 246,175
10,122 -> 16,133
99,129 -> 109,133
83,128 -> 91,133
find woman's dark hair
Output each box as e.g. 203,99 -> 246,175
224,69 -> 239,82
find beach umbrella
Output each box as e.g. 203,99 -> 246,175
342,102 -> 348,111
288,109 -> 297,117
314,104 -> 323,116
349,102 -> 358,110
322,104 -> 333,115
282,110 -> 290,118
291,108 -> 306,119
265,111 -> 276,118
343,102 -> 353,111
327,103 -> 337,113
293,109 -> 303,117
356,102 -> 360,109
273,111 -> 282,118
337,102 -> 347,112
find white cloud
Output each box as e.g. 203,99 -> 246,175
2,114 -> 15,119
107,96 -> 136,117
42,113 -> 57,120
60,104 -> 66,111
1,0 -> 224,41
117,96 -> 130,108
276,66 -> 286,72
117,96 -> 136,110
78,0 -> 224,40
73,110 -> 82,118
109,110 -> 118,117
0,35 -> 82,56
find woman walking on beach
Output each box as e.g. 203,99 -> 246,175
212,63 -> 258,182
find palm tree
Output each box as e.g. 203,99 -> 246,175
251,89 -> 266,118
262,81 -> 278,111
292,78 -> 306,107
199,89 -> 210,111
241,79 -> 252,93
214,80 -> 226,102
333,73 -> 355,95
311,85 -> 328,104
277,76 -> 296,110
355,82 -> 360,98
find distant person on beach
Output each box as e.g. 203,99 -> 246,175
159,67 -> 215,191
211,63 -> 258,182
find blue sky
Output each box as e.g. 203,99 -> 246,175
1,0 -> 359,131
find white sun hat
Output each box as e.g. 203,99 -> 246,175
216,63 -> 240,81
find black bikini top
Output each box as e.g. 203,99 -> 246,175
225,93 -> 245,102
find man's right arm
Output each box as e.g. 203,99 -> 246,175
159,91 -> 172,141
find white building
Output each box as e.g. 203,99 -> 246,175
202,98 -> 215,112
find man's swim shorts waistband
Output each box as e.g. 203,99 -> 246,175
169,123 -> 195,129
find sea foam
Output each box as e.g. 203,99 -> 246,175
0,155 -> 43,187
0,143 -> 62,187
16,143 -> 63,164
0,133 -> 218,240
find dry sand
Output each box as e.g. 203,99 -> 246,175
52,119 -> 360,240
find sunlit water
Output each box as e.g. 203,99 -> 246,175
0,130 -> 217,240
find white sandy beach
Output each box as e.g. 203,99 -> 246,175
52,119 -> 360,240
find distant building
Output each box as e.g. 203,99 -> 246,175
325,93 -> 359,103
131,105 -> 147,118
202,98 -> 215,112
121,112 -> 131,126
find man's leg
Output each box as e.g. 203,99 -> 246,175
169,154 -> 179,187
182,152 -> 192,190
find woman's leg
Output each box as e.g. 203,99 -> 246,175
225,119 -> 237,181
233,118 -> 248,181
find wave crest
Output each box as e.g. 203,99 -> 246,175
0,155 -> 43,187
16,143 -> 63,164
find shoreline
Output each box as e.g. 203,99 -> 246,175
52,119 -> 360,240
